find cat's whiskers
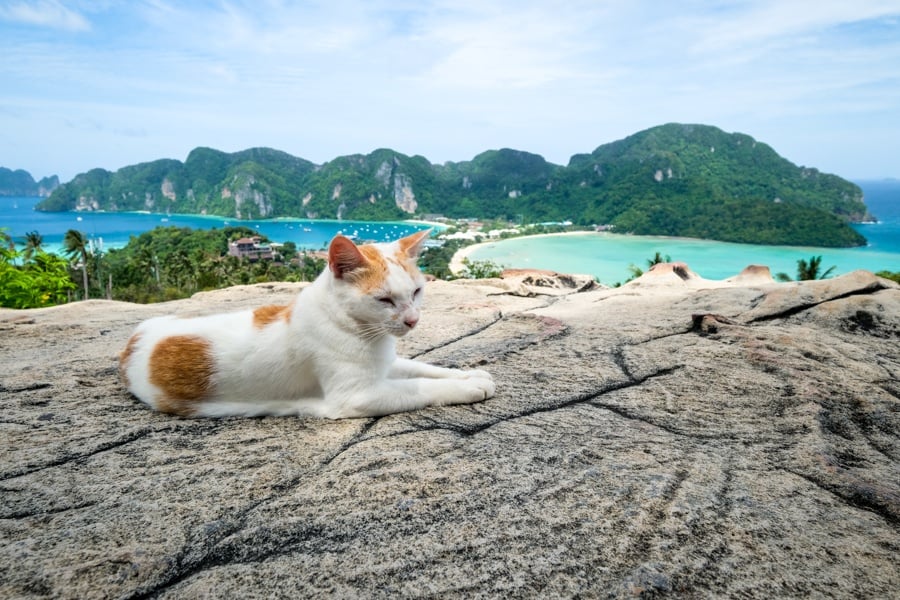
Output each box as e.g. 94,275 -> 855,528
356,322 -> 390,342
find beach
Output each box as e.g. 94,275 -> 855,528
455,227 -> 900,284
449,231 -> 596,274
451,181 -> 899,282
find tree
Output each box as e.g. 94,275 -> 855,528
0,228 -> 12,252
647,251 -> 671,267
0,230 -> 75,308
876,270 -> 900,284
63,229 -> 90,299
797,255 -> 836,280
626,251 -> 672,282
460,258 -> 504,279
775,255 -> 836,282
281,241 -> 298,262
23,231 -> 44,262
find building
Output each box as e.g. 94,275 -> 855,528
228,237 -> 274,261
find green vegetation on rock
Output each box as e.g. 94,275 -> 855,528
37,123 -> 872,247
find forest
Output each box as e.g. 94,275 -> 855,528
1,226 -> 326,307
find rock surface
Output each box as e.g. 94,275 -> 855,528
1,269 -> 898,599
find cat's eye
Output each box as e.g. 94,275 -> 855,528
377,296 -> 395,306
413,287 -> 423,297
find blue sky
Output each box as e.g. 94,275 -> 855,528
1,0 -> 899,182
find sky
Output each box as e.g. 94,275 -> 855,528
1,0 -> 899,183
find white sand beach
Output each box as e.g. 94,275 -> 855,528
448,231 -> 596,274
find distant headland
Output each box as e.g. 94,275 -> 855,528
0,168 -> 58,197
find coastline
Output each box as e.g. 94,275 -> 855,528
403,219 -> 449,230
2,198 -> 439,255
449,231 -> 596,274
453,227 -> 900,283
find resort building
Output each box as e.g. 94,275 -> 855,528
228,237 -> 274,261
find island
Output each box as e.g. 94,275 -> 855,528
35,123 -> 872,247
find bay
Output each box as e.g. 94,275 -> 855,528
466,179 -> 900,284
2,180 -> 898,284
0,197 -> 431,255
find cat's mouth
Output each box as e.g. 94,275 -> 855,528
391,320 -> 417,337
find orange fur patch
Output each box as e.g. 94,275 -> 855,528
391,249 -> 421,279
118,332 -> 142,387
397,229 -> 429,256
394,230 -> 428,278
148,335 -> 216,416
349,244 -> 390,293
253,303 -> 293,328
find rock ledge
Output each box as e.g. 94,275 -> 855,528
1,268 -> 898,598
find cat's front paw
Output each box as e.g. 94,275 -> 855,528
464,375 -> 495,402
478,376 -> 496,399
456,368 -> 493,381
441,376 -> 495,406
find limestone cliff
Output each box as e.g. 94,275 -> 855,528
1,268 -> 898,598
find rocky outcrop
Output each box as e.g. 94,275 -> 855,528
497,268 -> 599,296
1,269 -> 898,598
393,173 -> 417,213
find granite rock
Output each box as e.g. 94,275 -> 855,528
1,270 -> 898,599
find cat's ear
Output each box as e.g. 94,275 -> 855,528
328,235 -> 367,279
397,229 -> 432,259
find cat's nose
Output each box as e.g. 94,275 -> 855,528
404,316 -> 419,329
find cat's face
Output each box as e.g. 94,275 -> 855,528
328,230 -> 430,338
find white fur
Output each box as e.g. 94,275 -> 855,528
121,234 -> 495,419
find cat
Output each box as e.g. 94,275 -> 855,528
119,229 -> 495,419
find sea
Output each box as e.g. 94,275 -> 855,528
1,179 -> 898,283
465,179 -> 900,284
0,199 -> 431,255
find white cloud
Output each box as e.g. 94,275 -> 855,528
0,0 -> 899,179
686,0 -> 900,55
0,0 -> 90,32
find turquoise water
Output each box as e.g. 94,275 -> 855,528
467,180 -> 900,284
0,197 -> 431,255
2,180 -> 898,283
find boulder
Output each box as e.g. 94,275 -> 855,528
1,269 -> 898,598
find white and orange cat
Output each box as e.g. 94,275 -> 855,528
119,230 -> 495,419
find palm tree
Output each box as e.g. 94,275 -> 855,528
626,251 -> 672,281
647,251 -> 671,268
775,255 -> 836,282
0,228 -> 16,267
797,255 -> 836,280
63,229 -> 90,299
163,249 -> 194,291
23,230 -> 44,262
131,246 -> 159,288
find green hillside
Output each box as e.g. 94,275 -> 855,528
36,123 -> 872,247
0,168 -> 59,197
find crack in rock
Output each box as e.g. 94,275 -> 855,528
0,426 -> 155,480
1,500 -> 100,520
409,311 -> 504,359
782,468 -> 900,526
317,418 -> 380,469
745,281 -> 888,324
401,365 -> 687,440
0,382 -> 52,393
